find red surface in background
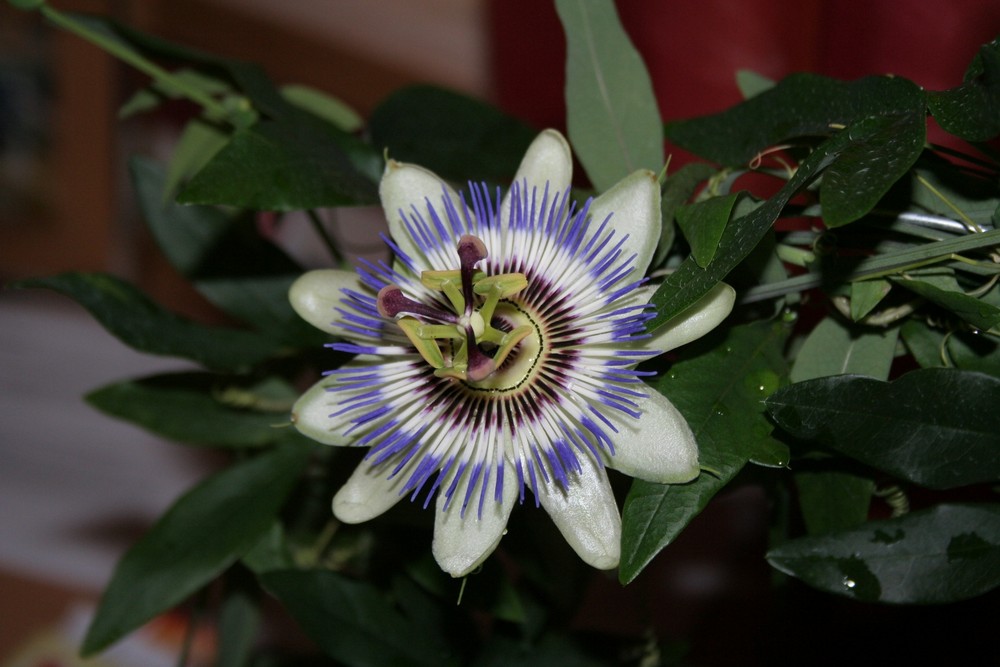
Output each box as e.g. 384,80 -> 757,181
489,0 -> 1000,156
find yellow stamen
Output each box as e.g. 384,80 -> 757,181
397,318 -> 445,369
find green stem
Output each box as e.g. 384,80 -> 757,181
39,3 -> 231,121
175,587 -> 209,667
742,227 -> 1000,303
914,173 -> 984,233
307,209 -> 345,266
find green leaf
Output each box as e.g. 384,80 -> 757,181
281,84 -> 362,132
789,316 -> 899,383
556,0 -> 664,191
901,319 -> 1000,378
767,503 -> 1000,603
178,110 -> 380,210
369,85 -> 536,184
654,162 -> 718,268
893,275 -> 1000,331
241,522 -> 297,574
86,372 -> 301,448
474,633 -> 606,667
260,570 -> 452,667
927,38 -> 1000,142
217,571 -> 262,667
850,279 -> 892,321
735,69 -> 775,99
787,316 -> 888,536
163,118 -> 230,199
820,111 -> 925,227
132,158 -> 326,345
766,368 -> 1000,489
676,193 -> 741,268
619,320 -> 791,583
666,73 -> 924,167
82,442 -> 311,655
119,68 -> 231,119
648,114 -> 890,329
132,158 -> 297,277
794,470 -> 875,535
15,273 -> 278,371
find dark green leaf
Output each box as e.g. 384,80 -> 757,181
82,443 -> 311,655
217,571 -> 262,667
653,162 -> 718,268
648,114 -> 877,329
666,74 -> 924,167
132,158 -> 299,277
261,570 -> 452,667
927,38 -> 1000,142
178,111 -> 380,209
767,503 -> 1000,603
369,85 -> 536,185
86,373 -> 301,448
15,273 -> 278,371
620,320 -> 791,583
794,470 -> 875,535
132,158 -> 327,345
911,162 -> 1000,232
242,523 -> 297,574
766,368 -> 1000,489
676,193 -> 741,267
901,319 -> 1000,378
893,275 -> 1000,331
820,111 -> 925,227
556,0 -> 664,191
474,633 -> 606,667
163,118 -> 230,199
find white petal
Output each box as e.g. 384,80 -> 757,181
291,376 -> 352,446
432,469 -> 519,577
289,269 -> 364,337
604,390 -> 700,484
644,282 -> 736,354
333,462 -> 407,523
499,129 -> 573,225
532,456 -> 621,570
588,169 -> 661,276
380,160 -> 462,265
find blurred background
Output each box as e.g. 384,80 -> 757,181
2,1 -> 999,664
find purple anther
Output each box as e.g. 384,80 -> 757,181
376,285 -> 452,322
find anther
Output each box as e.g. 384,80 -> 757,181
377,285 -> 451,322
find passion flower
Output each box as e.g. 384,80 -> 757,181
290,130 -> 734,575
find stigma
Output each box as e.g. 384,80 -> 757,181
376,234 -> 533,384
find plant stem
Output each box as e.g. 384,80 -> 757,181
39,3 -> 232,122
742,227 -> 1000,303
307,209 -> 345,266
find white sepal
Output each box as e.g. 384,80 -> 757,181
588,169 -> 661,278
643,282 -> 736,354
532,456 -> 621,570
289,269 -> 364,337
332,462 -> 407,523
603,390 -> 700,484
432,470 -> 519,577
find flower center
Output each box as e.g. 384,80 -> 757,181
376,234 -> 537,385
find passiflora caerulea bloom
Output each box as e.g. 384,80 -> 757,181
290,130 -> 734,576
